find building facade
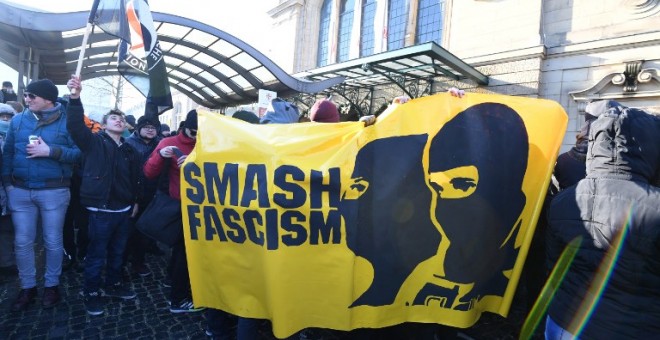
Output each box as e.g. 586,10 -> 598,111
266,0 -> 660,150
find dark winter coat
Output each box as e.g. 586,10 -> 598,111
125,117 -> 162,206
66,98 -> 141,210
546,105 -> 660,339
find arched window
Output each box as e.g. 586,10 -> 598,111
416,0 -> 444,44
317,0 -> 333,67
387,0 -> 408,50
360,0 -> 377,57
337,0 -> 355,62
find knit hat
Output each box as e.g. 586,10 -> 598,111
184,110 -> 198,129
160,123 -> 170,133
26,79 -> 58,103
136,114 -> 161,133
232,110 -> 260,124
309,99 -> 339,123
2,81 -> 12,88
260,98 -> 299,124
125,115 -> 137,128
0,103 -> 16,117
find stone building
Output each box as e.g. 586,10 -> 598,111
265,0 -> 660,150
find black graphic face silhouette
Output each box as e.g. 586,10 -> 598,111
341,135 -> 441,307
428,103 -> 528,301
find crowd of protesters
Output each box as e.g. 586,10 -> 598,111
1,76 -> 659,340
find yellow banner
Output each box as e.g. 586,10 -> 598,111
181,93 -> 567,338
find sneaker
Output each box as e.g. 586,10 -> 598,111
169,298 -> 205,313
84,291 -> 104,316
131,263 -> 152,277
10,287 -> 37,312
103,283 -> 136,300
42,286 -> 61,308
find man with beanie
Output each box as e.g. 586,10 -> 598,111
2,81 -> 18,103
0,103 -> 16,279
2,78 -> 81,312
124,115 -> 163,277
204,110 -> 261,340
260,98 -> 300,124
309,99 -> 340,123
144,109 -> 203,313
66,76 -> 141,316
160,123 -> 171,137
309,98 -> 376,126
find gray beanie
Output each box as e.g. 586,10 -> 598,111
0,103 -> 16,116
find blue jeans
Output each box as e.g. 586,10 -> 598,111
84,210 -> 131,293
205,308 -> 259,340
545,316 -> 579,340
9,187 -> 70,289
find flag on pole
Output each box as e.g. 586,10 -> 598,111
93,0 -> 173,116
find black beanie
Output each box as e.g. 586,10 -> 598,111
184,110 -> 197,129
232,110 -> 260,124
26,79 -> 58,103
136,115 -> 161,133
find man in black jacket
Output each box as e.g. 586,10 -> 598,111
124,115 -> 162,276
546,104 -> 660,339
66,76 -> 141,316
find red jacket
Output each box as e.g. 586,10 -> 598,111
143,132 -> 196,200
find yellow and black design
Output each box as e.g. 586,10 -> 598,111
181,93 -> 567,338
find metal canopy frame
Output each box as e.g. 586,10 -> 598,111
295,42 -> 489,116
0,2 -> 344,109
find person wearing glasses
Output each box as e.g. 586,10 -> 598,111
124,115 -> 163,278
2,79 -> 81,312
143,109 -> 204,314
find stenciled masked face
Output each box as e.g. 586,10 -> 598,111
427,103 -> 528,291
340,134 -> 440,307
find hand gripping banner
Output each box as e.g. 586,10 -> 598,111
181,93 -> 568,338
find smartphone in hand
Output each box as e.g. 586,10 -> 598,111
172,147 -> 184,158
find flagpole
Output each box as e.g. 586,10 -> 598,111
71,0 -> 101,95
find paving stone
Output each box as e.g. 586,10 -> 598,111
0,243 -> 538,340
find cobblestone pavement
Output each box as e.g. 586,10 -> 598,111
0,246 -> 540,340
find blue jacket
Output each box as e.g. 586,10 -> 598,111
1,103 -> 81,189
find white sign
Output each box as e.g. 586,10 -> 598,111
257,89 -> 277,118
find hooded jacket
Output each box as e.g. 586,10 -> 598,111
547,106 -> 660,339
553,100 -> 623,190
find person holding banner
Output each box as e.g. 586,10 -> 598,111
66,76 -> 141,316
144,109 -> 204,314
204,110 -> 262,340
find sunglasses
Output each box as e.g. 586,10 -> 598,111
23,93 -> 36,100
